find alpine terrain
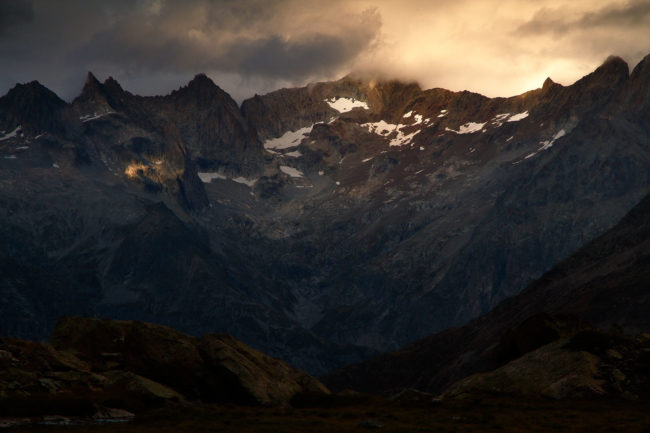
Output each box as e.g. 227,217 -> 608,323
1,54 -> 650,376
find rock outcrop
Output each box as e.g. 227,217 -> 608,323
0,80 -> 67,135
0,317 -> 329,418
442,330 -> 650,401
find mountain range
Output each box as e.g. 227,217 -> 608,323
1,53 -> 650,376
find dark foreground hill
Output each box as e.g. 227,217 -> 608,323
2,317 -> 649,433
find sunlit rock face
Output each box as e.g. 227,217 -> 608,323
1,55 -> 650,375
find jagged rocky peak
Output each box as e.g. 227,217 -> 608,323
0,79 -> 67,133
601,54 -> 629,72
74,71 -> 125,114
81,71 -> 102,93
576,55 -> 629,90
170,73 -> 236,108
104,76 -> 125,93
631,52 -> 650,80
187,72 -> 217,89
623,53 -> 650,115
542,77 -> 562,92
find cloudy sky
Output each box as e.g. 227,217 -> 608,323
1,0 -> 649,102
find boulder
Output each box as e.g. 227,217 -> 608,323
50,316 -> 329,406
199,333 -> 330,405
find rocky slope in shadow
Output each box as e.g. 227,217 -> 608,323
323,191 -> 650,395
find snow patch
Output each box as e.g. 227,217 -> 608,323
362,120 -> 397,137
280,165 -> 304,178
0,126 -> 21,142
318,170 -> 324,176
15,146 -> 29,150
325,97 -> 368,113
232,177 -> 257,187
264,125 -> 314,151
362,157 -> 373,163
524,129 -> 567,159
445,122 -> 486,135
419,146 -> 425,151
52,163 -> 60,168
361,120 -> 422,147
438,109 -> 448,118
80,112 -> 113,122
491,113 -> 510,127
508,111 -> 529,122
403,111 -> 413,118
390,129 -> 421,147
3,155 -> 17,159
284,150 -> 302,157
198,172 -> 257,186
198,172 -> 227,183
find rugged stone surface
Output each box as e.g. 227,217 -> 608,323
0,81 -> 67,135
2,54 -> 650,376
0,317 -> 329,417
323,192 -> 650,395
443,330 -> 650,400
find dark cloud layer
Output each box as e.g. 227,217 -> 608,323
0,0 -> 382,100
73,3 -> 380,80
0,0 -> 649,102
0,0 -> 34,36
517,0 -> 650,35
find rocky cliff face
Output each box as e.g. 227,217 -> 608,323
1,55 -> 650,376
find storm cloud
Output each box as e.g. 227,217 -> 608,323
0,0 -> 649,102
0,0 -> 34,36
517,0 -> 650,35
73,2 -> 381,79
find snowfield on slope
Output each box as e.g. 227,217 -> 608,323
446,122 -> 486,134
264,125 -> 315,151
280,165 -> 304,178
362,120 -> 424,147
325,97 -> 369,113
